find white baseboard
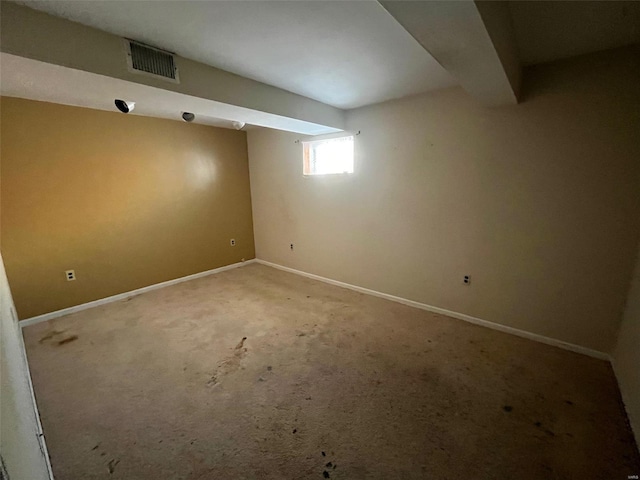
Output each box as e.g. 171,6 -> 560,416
255,259 -> 611,361
21,256 -> 610,361
20,259 -> 257,328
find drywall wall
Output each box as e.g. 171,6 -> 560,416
0,252 -> 52,479
1,97 -> 255,319
248,46 -> 640,353
614,240 -> 640,444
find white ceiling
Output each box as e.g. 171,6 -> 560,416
16,0 -> 456,110
0,53 -> 342,135
6,0 -> 638,119
509,1 -> 640,66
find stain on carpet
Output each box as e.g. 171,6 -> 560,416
107,458 -> 120,474
57,335 -> 78,346
208,337 -> 249,387
38,330 -> 66,343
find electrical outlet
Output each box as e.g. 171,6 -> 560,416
290,243 -> 294,251
65,270 -> 76,281
463,275 -> 470,285
230,239 -> 236,246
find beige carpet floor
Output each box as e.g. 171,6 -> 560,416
23,263 -> 639,479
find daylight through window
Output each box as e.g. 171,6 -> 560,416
303,135 -> 354,176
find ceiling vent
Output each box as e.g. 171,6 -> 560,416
125,40 -> 179,83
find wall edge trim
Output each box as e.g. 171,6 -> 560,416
255,259 -> 611,361
16,318 -> 55,479
20,259 -> 257,328
611,358 -> 640,452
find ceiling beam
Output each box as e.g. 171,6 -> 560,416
0,1 -> 345,134
380,0 -> 521,106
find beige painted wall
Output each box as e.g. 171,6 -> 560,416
1,97 -> 255,319
248,47 -> 640,354
614,240 -> 640,444
0,252 -> 52,479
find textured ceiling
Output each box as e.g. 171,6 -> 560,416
16,0 -> 456,109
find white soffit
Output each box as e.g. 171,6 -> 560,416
15,0 -> 457,109
381,1 -> 520,106
0,53 -> 342,135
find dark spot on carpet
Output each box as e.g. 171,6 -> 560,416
58,335 -> 78,346
267,366 -> 272,371
534,421 -> 542,427
39,330 -> 65,343
323,471 -> 330,478
326,462 -> 332,468
503,405 -> 513,412
91,445 -> 99,451
293,429 -> 297,434
321,451 -> 326,457
565,400 -> 574,405
107,459 -> 120,474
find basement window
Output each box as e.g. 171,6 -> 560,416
303,135 -> 354,176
